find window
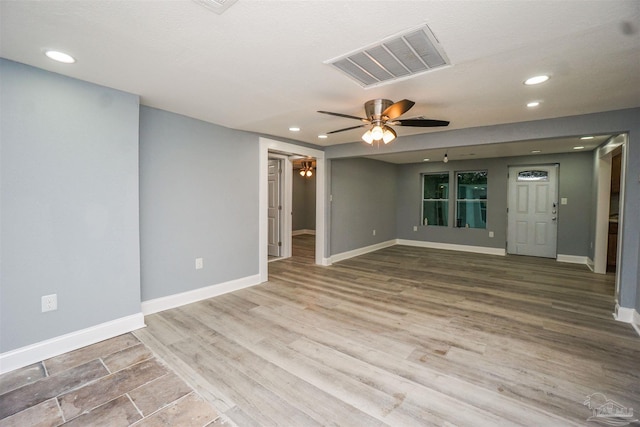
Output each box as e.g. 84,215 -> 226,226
422,173 -> 449,226
517,170 -> 548,181
456,171 -> 487,228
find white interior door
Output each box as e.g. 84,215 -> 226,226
267,159 -> 281,257
507,165 -> 558,258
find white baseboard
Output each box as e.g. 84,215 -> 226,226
292,229 -> 316,236
141,274 -> 262,316
329,239 -> 396,264
586,257 -> 595,271
0,313 -> 145,375
615,306 -> 640,337
556,254 -> 589,265
397,239 -> 507,256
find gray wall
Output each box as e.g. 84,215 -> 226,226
330,158 -> 397,255
293,172 -> 316,231
139,106 -> 259,301
396,152 -> 593,256
0,59 -> 141,352
326,108 -> 640,311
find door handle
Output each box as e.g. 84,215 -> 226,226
552,217 -> 557,221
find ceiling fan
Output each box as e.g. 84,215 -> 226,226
318,99 -> 449,144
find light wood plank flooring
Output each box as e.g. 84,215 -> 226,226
134,235 -> 640,426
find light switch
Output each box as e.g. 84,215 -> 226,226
561,198 -> 568,205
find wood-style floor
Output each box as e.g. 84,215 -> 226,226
134,235 -> 640,426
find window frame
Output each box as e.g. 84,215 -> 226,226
421,172 -> 450,227
455,170 -> 488,229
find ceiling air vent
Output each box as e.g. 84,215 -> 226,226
193,0 -> 238,15
327,24 -> 450,88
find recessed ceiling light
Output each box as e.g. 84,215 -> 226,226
580,136 -> 594,140
573,146 -> 585,150
289,127 -> 300,132
531,150 -> 541,153
44,50 -> 75,64
318,135 -> 328,139
527,101 -> 540,108
524,75 -> 549,85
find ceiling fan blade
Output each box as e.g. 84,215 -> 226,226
394,118 -> 450,127
318,111 -> 368,122
326,124 -> 368,134
382,99 -> 415,120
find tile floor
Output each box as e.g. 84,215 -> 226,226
0,333 -> 225,427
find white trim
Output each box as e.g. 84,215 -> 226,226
615,306 -> 640,337
330,240 -> 396,264
292,229 -> 316,236
141,274 -> 261,316
259,137 -> 326,283
397,239 -> 507,256
594,149 -> 613,274
268,154 -> 292,259
556,254 -> 589,265
0,313 -> 145,374
586,257 -> 595,271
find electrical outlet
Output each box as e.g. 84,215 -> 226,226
489,231 -> 494,238
413,226 -> 418,231
41,294 -> 57,312
195,258 -> 204,270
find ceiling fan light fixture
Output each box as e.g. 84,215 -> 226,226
371,125 -> 384,140
362,130 -> 374,144
382,126 -> 396,144
321,98 -> 449,144
299,161 -> 314,178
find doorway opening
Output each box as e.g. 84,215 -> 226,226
593,134 -> 627,306
259,138 -> 326,283
267,156 -> 318,263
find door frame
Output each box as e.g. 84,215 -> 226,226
506,164 -> 559,258
593,134 -> 627,303
259,137 -> 327,282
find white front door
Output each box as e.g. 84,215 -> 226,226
267,159 -> 282,257
507,165 -> 558,258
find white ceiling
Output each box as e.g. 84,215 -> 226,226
1,0 -> 639,154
